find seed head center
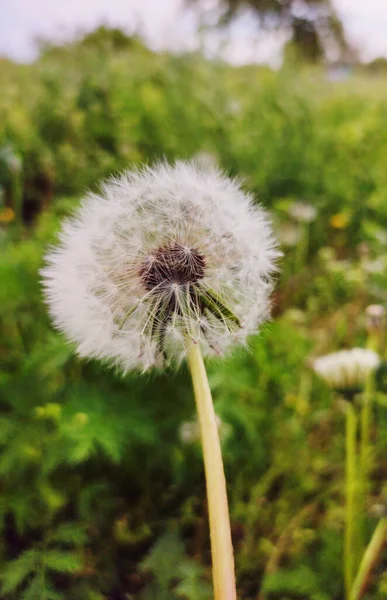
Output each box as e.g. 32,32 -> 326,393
140,243 -> 206,292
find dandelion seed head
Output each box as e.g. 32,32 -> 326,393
288,201 -> 317,223
365,304 -> 386,333
312,348 -> 380,394
278,223 -> 302,247
42,161 -> 279,372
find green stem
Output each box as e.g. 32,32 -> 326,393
350,518 -> 387,600
187,342 -> 237,600
358,373 -> 374,553
295,222 -> 310,272
11,167 -> 23,226
345,403 -> 358,599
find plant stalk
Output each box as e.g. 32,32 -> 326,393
358,373 -> 374,554
350,518 -> 387,600
345,402 -> 358,599
187,341 -> 237,600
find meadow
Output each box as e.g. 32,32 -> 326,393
1,29 -> 387,600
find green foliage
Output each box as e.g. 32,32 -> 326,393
262,565 -> 328,600
1,30 -> 387,599
1,545 -> 83,599
139,530 -> 211,599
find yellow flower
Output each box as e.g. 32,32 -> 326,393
0,207 -> 15,223
330,213 -> 350,229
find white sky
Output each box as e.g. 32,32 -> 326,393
0,0 -> 387,64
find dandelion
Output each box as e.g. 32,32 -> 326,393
365,304 -> 385,335
330,212 -> 350,229
42,161 -> 278,373
278,223 -> 302,247
286,201 -> 316,270
363,256 -> 387,275
288,201 -> 317,223
0,207 -> 15,224
313,347 -> 381,598
312,348 -> 380,395
180,420 -> 201,444
42,160 -> 279,600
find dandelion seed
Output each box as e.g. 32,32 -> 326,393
312,348 -> 380,394
42,161 -> 279,373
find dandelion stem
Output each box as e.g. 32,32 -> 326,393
358,372 -> 375,554
345,402 -> 358,599
11,165 -> 23,227
295,222 -> 310,271
350,517 -> 387,600
187,342 -> 237,600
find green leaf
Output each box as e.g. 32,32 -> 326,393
140,530 -> 186,586
0,416 -> 14,444
140,530 -> 210,599
262,565 -> 330,600
22,572 -> 64,600
1,549 -> 39,594
44,550 -> 83,574
175,562 -> 212,600
50,523 -> 88,546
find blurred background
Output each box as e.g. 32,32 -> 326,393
1,1 -> 387,599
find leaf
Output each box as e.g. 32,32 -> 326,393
67,437 -> 95,464
1,549 -> 39,594
21,572 -> 64,600
140,582 -> 177,600
140,530 -> 210,600
175,561 -> 212,600
50,523 -> 88,546
0,416 -> 14,444
262,565 -> 330,600
44,550 -> 83,574
60,380 -> 157,464
140,530 -> 186,586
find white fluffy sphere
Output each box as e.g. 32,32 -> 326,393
42,162 -> 279,372
313,348 -> 380,392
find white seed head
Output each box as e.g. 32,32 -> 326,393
288,201 -> 317,223
278,223 -> 302,247
313,348 -> 380,392
364,256 -> 387,275
41,161 -> 279,372
365,304 -> 386,333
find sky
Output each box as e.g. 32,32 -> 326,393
1,0 -> 387,65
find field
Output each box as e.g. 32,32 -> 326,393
1,29 -> 387,600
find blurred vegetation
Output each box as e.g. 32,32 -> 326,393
1,27 -> 387,599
